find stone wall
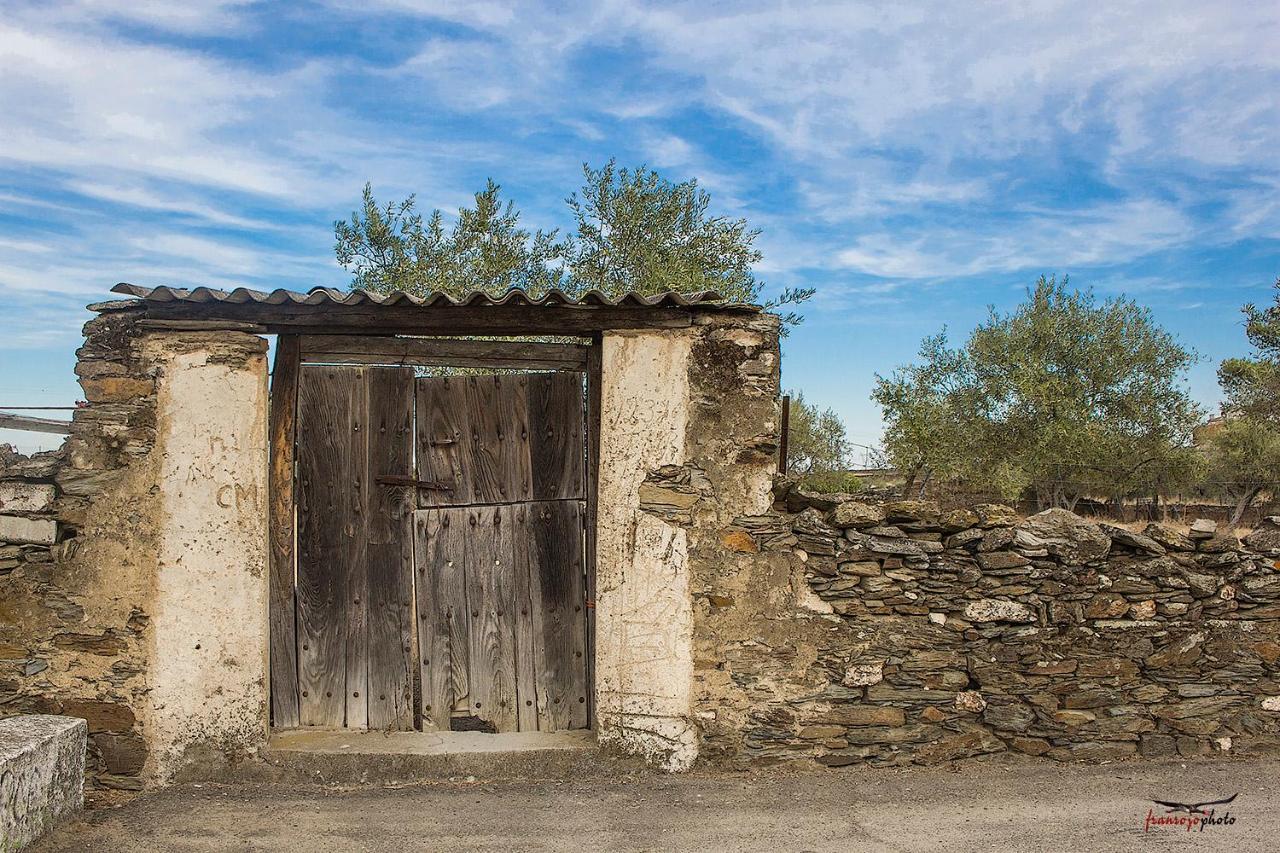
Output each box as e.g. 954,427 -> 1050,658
694,484 -> 1280,767
0,304 -> 271,790
1,306 -> 158,791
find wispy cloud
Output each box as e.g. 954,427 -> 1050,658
1,0 -> 1276,441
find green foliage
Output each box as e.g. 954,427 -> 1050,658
874,275 -> 1203,507
1219,278 -> 1280,425
1201,417 -> 1280,525
785,390 -> 850,475
334,161 -> 813,325
333,181 -> 565,298
1208,280 -> 1280,525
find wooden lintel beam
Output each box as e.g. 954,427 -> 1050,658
0,411 -> 73,435
299,335 -> 590,370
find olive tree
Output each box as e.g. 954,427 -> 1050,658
875,276 -> 1203,508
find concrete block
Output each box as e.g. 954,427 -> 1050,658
0,715 -> 86,849
0,483 -> 55,514
0,515 -> 58,545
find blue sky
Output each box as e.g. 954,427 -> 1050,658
1,0 -> 1278,455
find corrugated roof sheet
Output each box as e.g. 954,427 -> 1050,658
111,282 -> 755,310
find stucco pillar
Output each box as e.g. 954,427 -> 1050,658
594,329 -> 698,770
140,332 -> 270,781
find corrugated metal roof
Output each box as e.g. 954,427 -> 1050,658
110,282 -> 754,310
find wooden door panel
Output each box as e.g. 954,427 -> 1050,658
366,367 -> 416,730
462,505 -> 519,732
414,508 -> 470,731
415,377 -> 470,508
296,366 -> 361,727
528,500 -> 588,730
526,373 -> 585,502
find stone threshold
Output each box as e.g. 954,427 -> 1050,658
268,728 -> 597,756
235,728 -> 625,784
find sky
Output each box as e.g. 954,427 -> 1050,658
1,0 -> 1278,455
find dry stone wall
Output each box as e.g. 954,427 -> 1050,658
695,483 -> 1280,768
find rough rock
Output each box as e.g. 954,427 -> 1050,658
829,501 -> 885,529
974,504 -> 1018,527
0,716 -> 85,849
1189,518 -> 1217,539
1144,522 -> 1194,551
883,500 -> 940,524
1244,520 -> 1280,553
842,662 -> 885,687
1100,524 -> 1165,554
1017,509 -> 1110,564
964,599 -> 1036,623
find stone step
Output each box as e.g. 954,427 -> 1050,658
221,729 -> 637,784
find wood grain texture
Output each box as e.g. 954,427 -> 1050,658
415,377 -> 470,508
295,366 -> 357,727
300,335 -> 589,371
413,508 -> 470,731
463,375 -> 507,505
526,372 -> 585,502
500,375 -> 533,504
365,367 -> 415,730
463,505 -> 519,732
530,500 -> 589,731
511,504 -> 541,731
344,367 -> 370,730
268,334 -> 300,728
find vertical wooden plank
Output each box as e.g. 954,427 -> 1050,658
344,368 -> 370,730
464,375 -> 505,504
505,374 -> 533,503
414,508 -> 469,731
296,366 -> 356,727
511,503 -> 541,731
416,376 -> 470,508
268,335 -> 300,729
584,337 -> 602,726
526,371 -> 585,501
365,367 -> 415,730
463,504 -> 519,732
532,500 -> 589,731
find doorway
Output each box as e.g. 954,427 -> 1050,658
281,339 -> 593,735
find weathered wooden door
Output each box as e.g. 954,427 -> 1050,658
415,374 -> 589,733
295,365 -> 416,730
287,365 -> 589,734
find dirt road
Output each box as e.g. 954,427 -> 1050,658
34,756 -> 1279,851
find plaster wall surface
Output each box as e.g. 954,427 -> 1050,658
594,330 -> 697,770
141,333 -> 270,782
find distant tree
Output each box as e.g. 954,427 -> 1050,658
874,276 -> 1203,508
1219,278 -> 1280,425
785,390 -> 850,476
1208,278 -> 1280,526
872,332 -> 977,498
334,161 -> 813,324
1201,417 -> 1280,526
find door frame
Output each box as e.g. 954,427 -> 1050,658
267,333 -> 601,731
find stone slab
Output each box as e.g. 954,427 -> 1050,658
0,515 -> 58,545
244,729 -> 631,784
0,483 -> 56,514
0,715 -> 86,850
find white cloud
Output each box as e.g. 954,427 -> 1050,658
836,199 -> 1194,279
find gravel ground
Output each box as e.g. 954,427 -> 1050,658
33,756 -> 1280,852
